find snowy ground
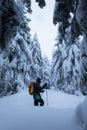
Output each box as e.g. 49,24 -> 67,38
0,89 -> 86,130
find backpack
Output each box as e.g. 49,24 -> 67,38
29,82 -> 35,95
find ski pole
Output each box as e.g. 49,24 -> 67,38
46,89 -> 48,107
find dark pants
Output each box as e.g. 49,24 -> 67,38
34,98 -> 44,106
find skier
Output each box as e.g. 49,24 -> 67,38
33,78 -> 47,106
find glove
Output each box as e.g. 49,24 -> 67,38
43,83 -> 47,89
44,83 -> 47,86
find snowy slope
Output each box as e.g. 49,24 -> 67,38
0,89 -> 85,130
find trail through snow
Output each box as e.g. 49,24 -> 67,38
0,89 -> 85,130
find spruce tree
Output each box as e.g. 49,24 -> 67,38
42,56 -> 51,87
31,33 -> 43,79
53,0 -> 87,95
51,20 -> 81,94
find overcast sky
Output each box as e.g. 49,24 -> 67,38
29,0 -> 57,60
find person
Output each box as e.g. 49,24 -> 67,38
33,78 -> 47,106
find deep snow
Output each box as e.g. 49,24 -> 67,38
0,89 -> 86,130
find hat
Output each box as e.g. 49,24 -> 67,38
36,78 -> 41,83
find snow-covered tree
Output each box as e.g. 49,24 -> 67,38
30,33 -> 44,79
1,0 -> 87,96
0,0 -> 46,49
52,0 -> 87,95
42,56 -> 51,87
51,21 -> 81,94
0,0 -> 47,96
76,0 -> 87,95
0,0 -> 23,49
62,42 -> 81,94
0,15 -> 32,96
30,34 -> 51,86
0,0 -> 31,96
51,41 -> 63,90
